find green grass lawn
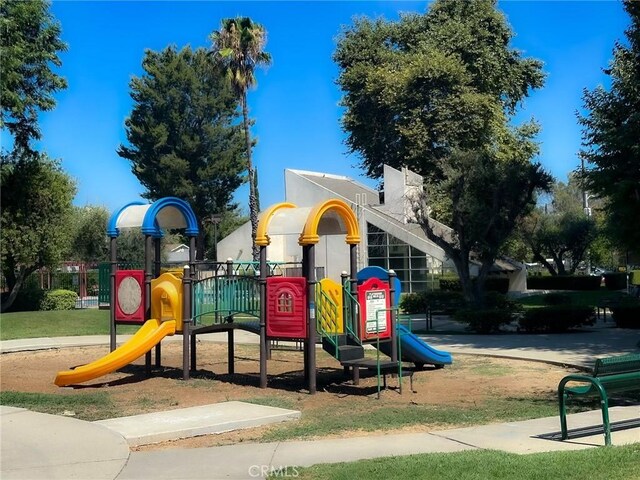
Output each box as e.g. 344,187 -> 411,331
257,395 -> 596,443
294,444 -> 640,480
0,391 -> 114,422
0,309 -> 139,341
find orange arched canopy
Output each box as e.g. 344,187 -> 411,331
255,202 -> 297,246
298,199 -> 360,246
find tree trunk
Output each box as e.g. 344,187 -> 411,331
0,268 -> 29,313
532,251 -> 558,276
241,93 -> 259,262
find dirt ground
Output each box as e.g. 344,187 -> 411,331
0,340 -> 574,450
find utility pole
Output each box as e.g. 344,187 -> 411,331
581,157 -> 592,275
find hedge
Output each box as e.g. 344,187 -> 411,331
518,306 -> 595,333
611,297 -> 640,329
453,293 -> 522,333
399,291 -> 464,314
40,289 -> 78,311
526,275 -> 601,291
439,277 -> 509,294
454,307 -> 516,334
603,272 -> 628,290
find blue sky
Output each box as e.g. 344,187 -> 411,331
34,1 -> 629,213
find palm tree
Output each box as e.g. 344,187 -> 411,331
210,17 -> 272,261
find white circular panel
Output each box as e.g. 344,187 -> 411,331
117,276 -> 142,315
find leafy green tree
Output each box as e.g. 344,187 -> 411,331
521,211 -> 597,276
579,0 -> 640,256
117,46 -> 246,259
335,0 -> 552,304
1,154 -> 76,312
210,17 -> 272,261
517,177 -> 598,275
67,206 -> 110,263
0,0 -> 67,155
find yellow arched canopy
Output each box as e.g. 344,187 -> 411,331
298,199 -> 360,246
255,202 -> 297,246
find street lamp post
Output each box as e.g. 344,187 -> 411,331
208,214 -> 222,262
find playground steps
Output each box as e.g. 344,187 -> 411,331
340,358 -> 399,371
321,335 -> 365,362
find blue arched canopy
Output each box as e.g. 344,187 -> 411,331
107,197 -> 199,238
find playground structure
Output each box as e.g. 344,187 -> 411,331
55,197 -> 452,393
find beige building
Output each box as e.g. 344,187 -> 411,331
218,165 -> 526,293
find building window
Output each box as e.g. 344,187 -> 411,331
366,222 -> 444,293
277,292 -> 293,313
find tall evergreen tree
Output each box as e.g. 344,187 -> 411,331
118,46 -> 246,259
335,0 -> 552,303
579,0 -> 640,255
0,0 -> 67,156
210,17 -> 272,261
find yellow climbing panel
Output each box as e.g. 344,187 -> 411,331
317,278 -> 344,334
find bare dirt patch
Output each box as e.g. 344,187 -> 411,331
1,340 -> 574,450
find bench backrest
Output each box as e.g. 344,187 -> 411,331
593,353 -> 640,377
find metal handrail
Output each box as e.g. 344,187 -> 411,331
342,279 -> 362,345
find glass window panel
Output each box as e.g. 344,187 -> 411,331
388,235 -> 404,245
368,258 -> 387,268
410,269 -> 429,281
410,281 -> 428,293
367,223 -> 384,234
389,257 -> 409,270
410,257 -> 427,269
368,245 -> 386,258
410,246 -> 425,257
393,269 -> 408,282
388,244 -> 409,257
367,233 -> 387,247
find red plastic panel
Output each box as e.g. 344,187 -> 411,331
358,277 -> 391,340
115,270 -> 145,323
266,277 -> 307,339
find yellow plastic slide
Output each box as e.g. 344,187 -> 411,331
54,318 -> 176,387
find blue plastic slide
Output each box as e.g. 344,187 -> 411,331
377,325 -> 452,367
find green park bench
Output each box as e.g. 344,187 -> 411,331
558,353 -> 640,446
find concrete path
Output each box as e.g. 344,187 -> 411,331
1,406 -> 129,480
119,407 -> 640,480
95,402 -> 301,447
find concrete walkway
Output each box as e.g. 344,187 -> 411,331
1,322 -> 639,479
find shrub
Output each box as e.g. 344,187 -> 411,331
439,277 -> 509,294
610,297 -> 640,329
4,278 -> 45,312
399,291 -> 465,314
518,306 -> 595,333
40,289 -> 78,311
603,272 -> 628,290
543,293 -> 572,306
439,279 -> 461,292
526,275 -> 601,291
454,307 -> 515,334
484,277 -> 510,294
399,292 -> 427,314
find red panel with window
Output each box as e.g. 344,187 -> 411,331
266,277 -> 307,339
